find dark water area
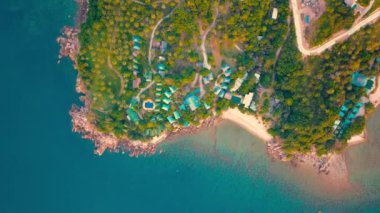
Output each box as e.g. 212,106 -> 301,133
1,0 -> 380,212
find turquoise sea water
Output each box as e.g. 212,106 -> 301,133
1,0 -> 380,212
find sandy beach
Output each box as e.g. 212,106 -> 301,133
221,108 -> 273,142
369,76 -> 380,108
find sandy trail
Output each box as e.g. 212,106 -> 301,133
107,56 -> 125,96
199,2 -> 219,70
148,2 -> 182,67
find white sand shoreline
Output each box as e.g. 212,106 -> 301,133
221,108 -> 273,142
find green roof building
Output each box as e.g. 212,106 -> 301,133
133,36 -> 141,43
133,42 -> 141,50
169,86 -> 177,93
162,104 -> 170,111
204,102 -> 211,110
173,111 -> 181,120
164,90 -> 172,98
163,98 -> 171,105
126,108 -> 140,124
157,63 -> 166,71
184,92 -> 201,111
167,116 -> 176,124
352,72 -> 368,87
231,96 -> 242,105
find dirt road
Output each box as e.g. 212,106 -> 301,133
291,0 -> 380,55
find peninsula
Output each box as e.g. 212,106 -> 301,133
59,0 -> 380,172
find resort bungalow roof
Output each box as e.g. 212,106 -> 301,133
155,92 -> 161,97
184,93 -> 201,111
155,98 -> 161,103
133,42 -> 141,50
157,63 -> 166,71
167,116 -> 176,124
133,35 -> 142,43
204,102 -> 211,110
164,90 -> 172,98
214,86 -> 221,95
145,71 -> 152,82
221,83 -> 229,90
163,97 -> 171,105
179,104 -> 186,111
242,92 -> 254,108
169,86 -> 177,93
203,77 -> 210,84
184,121 -> 190,127
231,95 -> 242,105
221,64 -> 230,72
156,114 -> 163,121
173,111 -> 181,120
208,73 -> 214,81
133,63 -> 139,70
224,77 -> 231,84
132,78 -> 141,89
126,108 -> 140,124
224,68 -> 232,77
162,104 -> 170,111
352,72 -> 368,87
250,101 -> 257,111
218,90 -> 226,98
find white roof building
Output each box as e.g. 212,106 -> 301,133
272,8 -> 278,20
243,92 -> 254,108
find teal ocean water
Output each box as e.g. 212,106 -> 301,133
1,0 -> 380,212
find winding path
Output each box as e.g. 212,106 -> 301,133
199,3 -> 219,70
136,81 -> 156,100
148,2 -> 182,67
107,56 -> 125,96
291,0 -> 380,56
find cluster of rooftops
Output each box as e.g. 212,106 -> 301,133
333,71 -> 376,138
125,35 -> 263,138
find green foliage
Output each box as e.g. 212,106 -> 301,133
309,0 -> 355,45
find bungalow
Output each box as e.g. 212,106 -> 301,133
163,97 -> 171,105
242,92 -> 254,108
218,89 -> 226,98
126,108 -> 140,124
184,121 -> 190,127
250,101 -> 257,111
169,86 -> 177,94
164,90 -> 172,98
204,102 -> 211,110
224,92 -> 232,100
184,92 -> 201,111
221,83 -> 229,90
162,104 -> 170,111
203,77 -> 210,85
272,8 -> 278,20
208,72 -> 214,81
231,95 -> 242,105
156,114 -> 164,121
173,111 -> 181,120
352,72 -> 368,87
133,35 -> 141,43
145,71 -> 152,82
214,86 -> 221,95
167,116 -> 176,124
132,78 -> 141,89
221,64 -> 230,72
133,42 -> 141,50
179,104 -> 187,111
155,92 -> 161,97
224,68 -> 232,77
157,63 -> 166,71
160,41 -> 168,53
224,77 -> 231,84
